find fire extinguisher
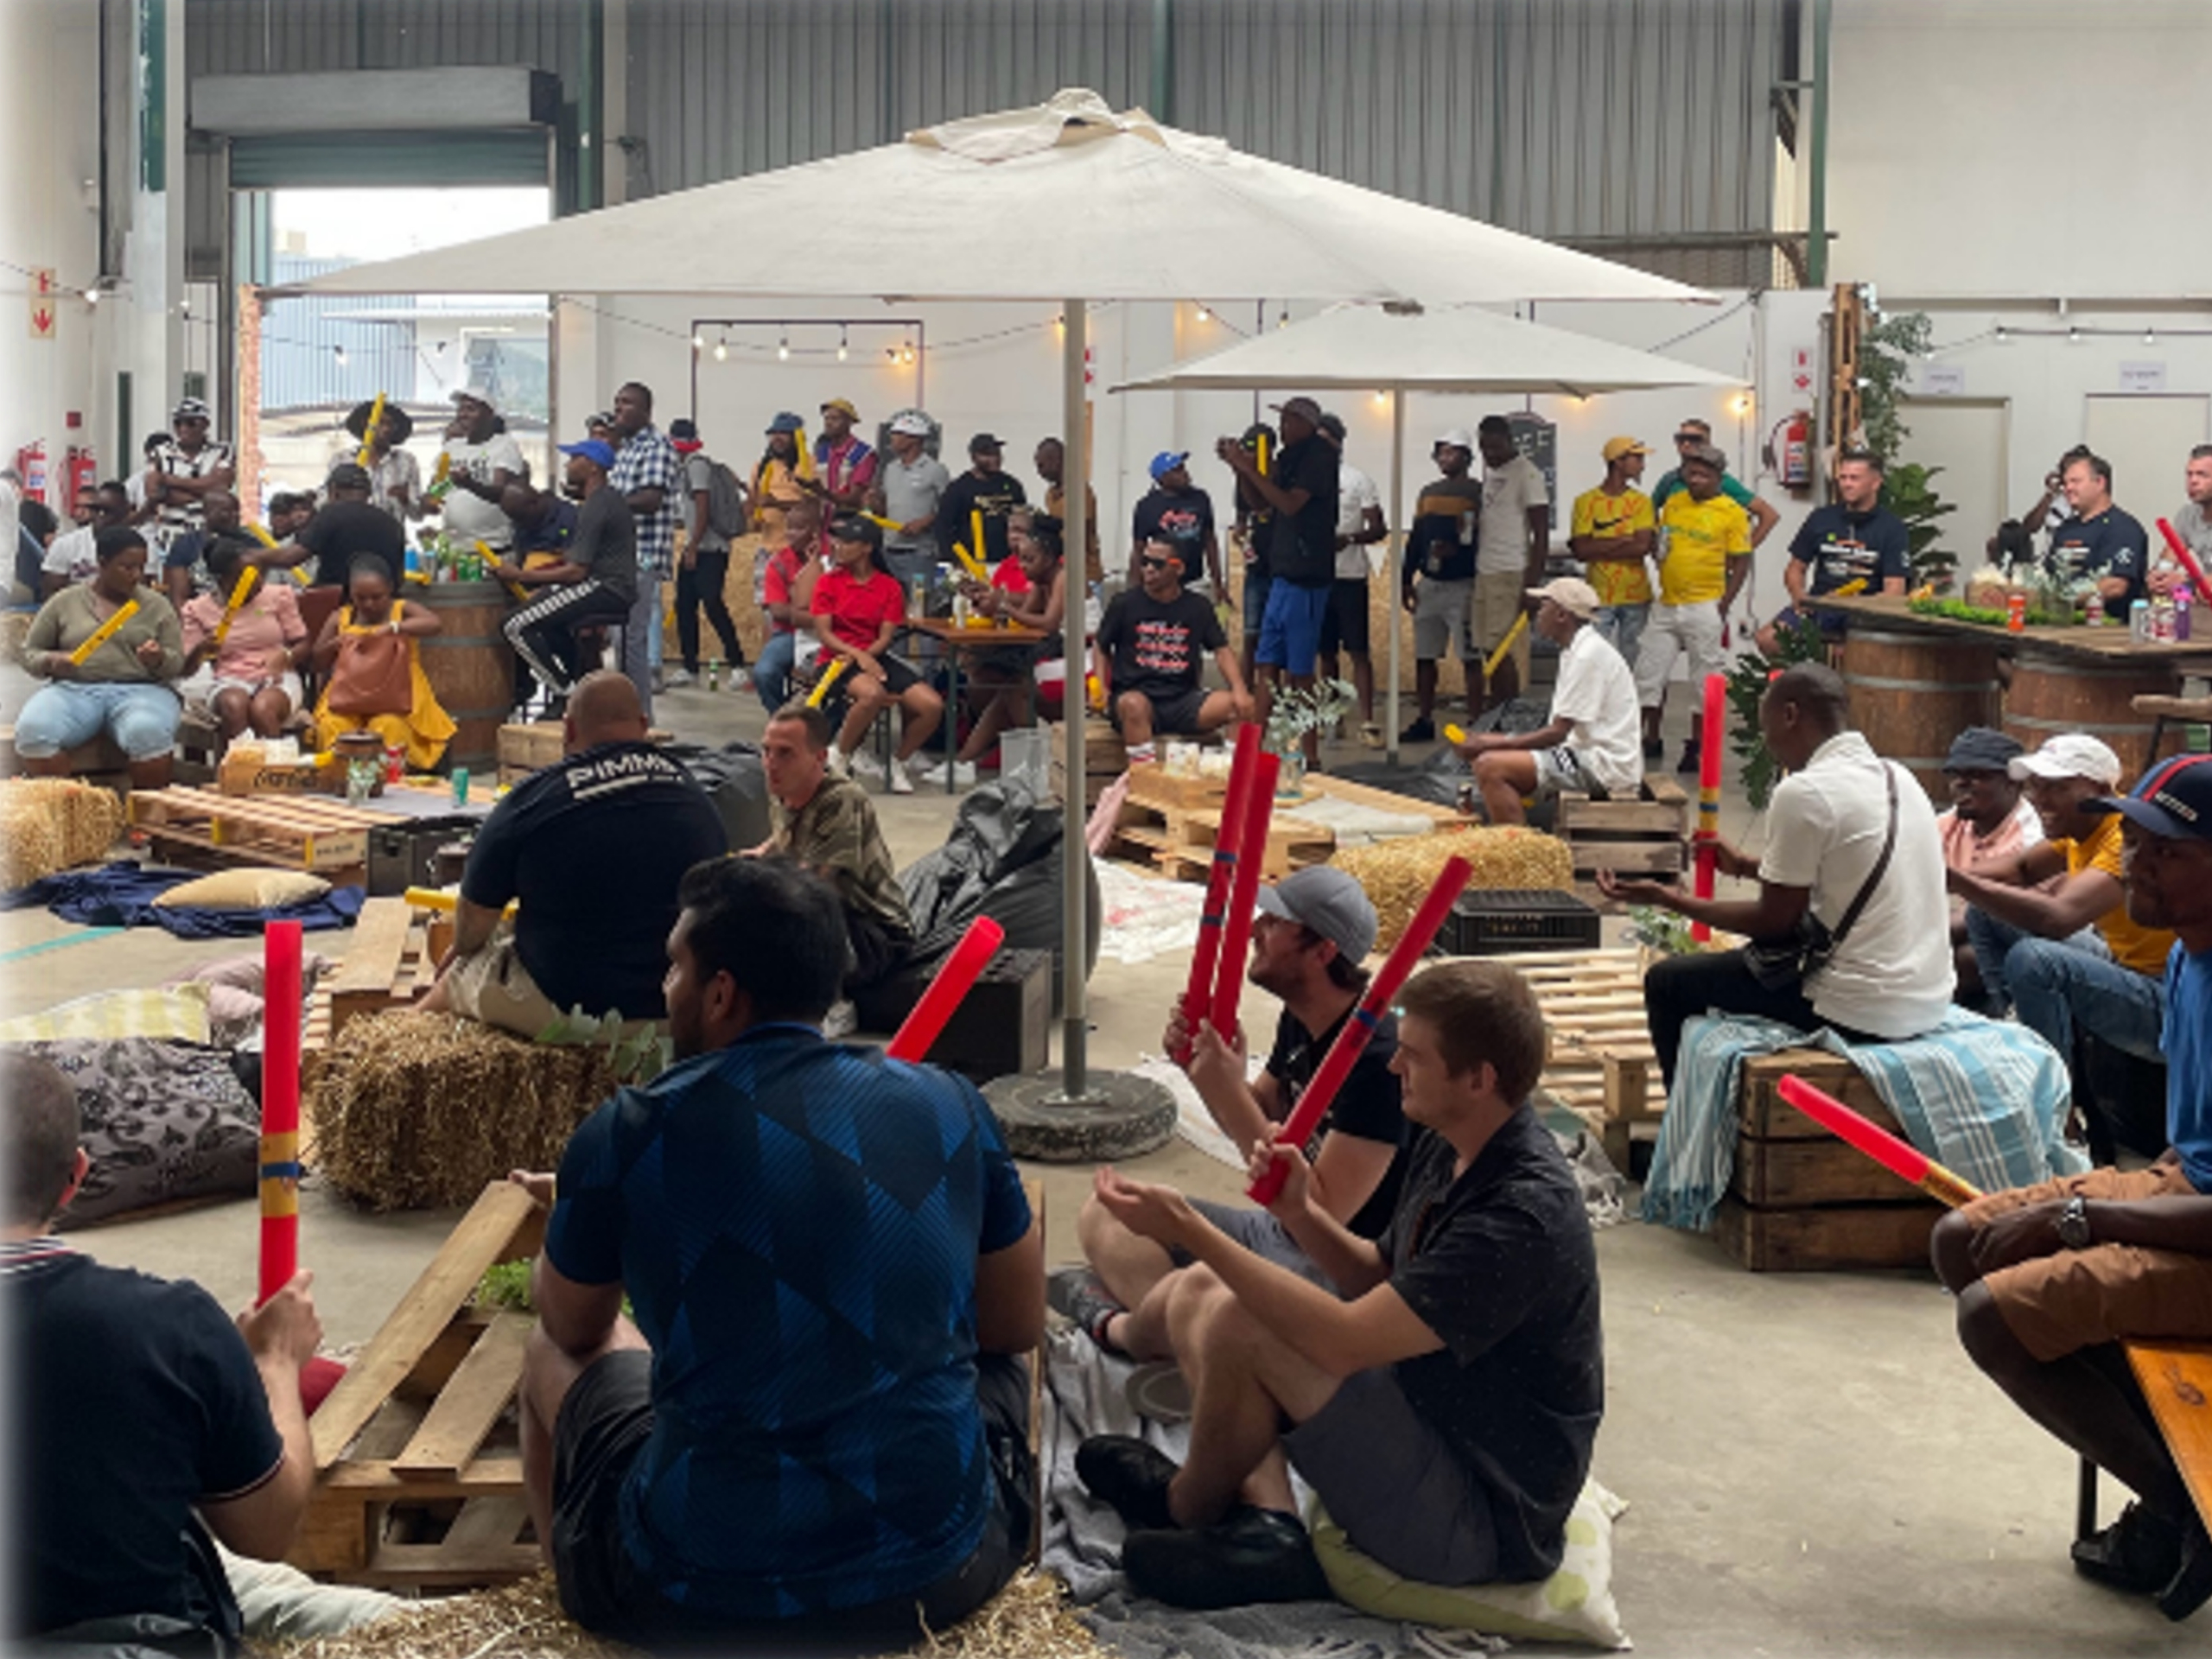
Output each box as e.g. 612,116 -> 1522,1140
14,442 -> 48,504
1767,410 -> 1813,492
63,445 -> 97,518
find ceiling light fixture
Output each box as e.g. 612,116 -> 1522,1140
837,325 -> 849,363
714,334 -> 728,363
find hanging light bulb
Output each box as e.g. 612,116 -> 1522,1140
901,345 -> 916,365
1994,324 -> 2010,345
334,345 -> 347,369
2145,327 -> 2158,346
691,331 -> 704,350
778,332 -> 791,362
885,347 -> 897,363
1372,391 -> 1388,406
837,325 -> 849,363
1277,309 -> 1289,330
2067,326 -> 2082,344
713,334 -> 728,363
1195,305 -> 1211,323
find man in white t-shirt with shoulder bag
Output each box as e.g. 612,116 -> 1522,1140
1601,663 -> 1955,1085
1453,577 -> 1640,825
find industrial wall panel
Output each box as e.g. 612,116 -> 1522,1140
186,0 -> 588,79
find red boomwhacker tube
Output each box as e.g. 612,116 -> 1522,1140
258,920 -> 303,1306
887,916 -> 1007,1062
1176,723 -> 1262,1064
2157,518 -> 2212,597
1248,855 -> 1475,1205
1207,751 -> 1281,1047
1691,672 -> 1726,942
1777,1074 -> 1983,1208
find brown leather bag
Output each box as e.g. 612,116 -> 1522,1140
325,610 -> 414,717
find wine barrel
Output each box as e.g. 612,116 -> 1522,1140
412,581 -> 514,774
2005,653 -> 2174,783
1839,630 -> 2001,800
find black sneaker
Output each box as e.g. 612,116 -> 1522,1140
2073,1501 -> 2183,1593
1643,735 -> 1664,760
2159,1514 -> 2212,1621
1399,717 -> 1436,743
1676,739 -> 1700,776
1075,1434 -> 1179,1533
1122,1505 -> 1332,1609
1047,1267 -> 1129,1356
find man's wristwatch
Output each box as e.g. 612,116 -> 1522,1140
2056,1195 -> 2093,1250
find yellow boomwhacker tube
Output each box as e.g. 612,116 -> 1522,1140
355,391 -> 386,468
953,543 -> 990,582
243,524 -> 302,583
1482,610 -> 1530,682
478,540 -> 529,601
403,887 -> 516,918
1443,723 -> 1466,746
68,599 -> 139,666
213,567 -> 259,645
807,657 -> 850,708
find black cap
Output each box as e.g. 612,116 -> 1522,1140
2088,754 -> 2212,842
969,432 -> 1005,454
829,513 -> 882,550
1941,727 -> 2025,774
669,417 -> 700,442
325,461 -> 372,492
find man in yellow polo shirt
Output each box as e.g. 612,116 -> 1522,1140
1569,437 -> 1656,668
1632,442 -> 1750,772
1949,733 -> 2178,1154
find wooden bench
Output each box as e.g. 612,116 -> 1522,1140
2078,1342 -> 2212,1553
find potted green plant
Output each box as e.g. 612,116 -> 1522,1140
1262,677 -> 1357,793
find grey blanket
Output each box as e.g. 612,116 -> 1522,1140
1041,1331 -> 1505,1658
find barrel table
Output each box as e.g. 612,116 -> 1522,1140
1814,594 -> 2212,788
413,581 -> 514,775
1838,630 -> 2002,800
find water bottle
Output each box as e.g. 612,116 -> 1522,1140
2177,583 -> 2194,642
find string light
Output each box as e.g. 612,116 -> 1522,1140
1277,309 -> 1289,330
1994,325 -> 2009,344
1195,305 -> 1211,322
714,334 -> 728,363
334,346 -> 347,368
900,344 -> 916,365
2145,327 -> 2158,346
884,347 -> 898,362
837,325 -> 849,363
690,331 -> 704,350
2067,326 -> 2082,345
1372,391 -> 1388,406
778,331 -> 790,361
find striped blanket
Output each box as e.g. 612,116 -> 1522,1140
1642,1009 -> 2087,1232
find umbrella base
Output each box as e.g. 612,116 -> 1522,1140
984,1067 -> 1178,1163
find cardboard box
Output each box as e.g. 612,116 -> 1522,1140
218,750 -> 341,797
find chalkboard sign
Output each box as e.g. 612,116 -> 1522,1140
1503,411 -> 1558,508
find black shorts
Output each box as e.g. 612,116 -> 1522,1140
871,652 -> 927,696
1243,570 -> 1273,640
1318,577 -> 1371,656
550,1349 -> 1032,1649
1111,686 -> 1212,738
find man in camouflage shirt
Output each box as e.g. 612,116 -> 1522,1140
757,702 -> 915,997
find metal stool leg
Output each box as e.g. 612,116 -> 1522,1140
2151,715 -> 2171,761
2077,1455 -> 2101,1542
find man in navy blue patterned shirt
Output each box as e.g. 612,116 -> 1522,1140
512,855 -> 1044,1646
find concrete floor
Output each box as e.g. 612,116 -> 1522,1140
8,669 -> 2198,1657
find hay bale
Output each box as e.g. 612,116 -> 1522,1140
1331,824 -> 1574,951
310,1011 -> 622,1211
0,778 -> 124,890
274,1569 -> 1104,1659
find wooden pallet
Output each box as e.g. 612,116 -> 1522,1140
292,1182 -> 544,1589
1490,945 -> 1662,1166
128,785 -> 398,880
1111,796 -> 1332,882
1559,773 -> 1690,882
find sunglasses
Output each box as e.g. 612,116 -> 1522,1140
1138,555 -> 1173,571
1673,432 -> 1704,446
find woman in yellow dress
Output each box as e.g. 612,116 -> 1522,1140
309,556 -> 457,769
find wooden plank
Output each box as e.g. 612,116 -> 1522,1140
1645,774 -> 1691,808
1732,1134 -> 1923,1206
1714,1195 -> 1939,1272
1299,771 -> 1464,825
2126,1343 -> 2212,1536
1561,799 -> 1692,836
310,1182 -> 539,1469
348,1395 -> 429,1462
392,1312 -> 532,1480
358,1539 -> 542,1587
319,1455 -> 525,1499
329,897 -> 416,995
442,1494 -> 531,1550
1568,838 -> 1686,874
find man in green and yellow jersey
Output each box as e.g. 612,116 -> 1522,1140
1569,436 -> 1656,667
1633,442 -> 1751,773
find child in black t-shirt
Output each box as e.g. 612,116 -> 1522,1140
1095,537 -> 1254,764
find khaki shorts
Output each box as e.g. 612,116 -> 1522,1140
1471,569 -> 1531,682
442,933 -> 567,1041
1966,1162 -> 2212,1362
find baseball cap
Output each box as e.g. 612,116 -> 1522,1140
559,438 -> 617,471
888,411 -> 934,437
766,411 -> 805,435
969,432 -> 1006,454
324,461 -> 372,492
1681,440 -> 1729,473
830,512 -> 883,550
2010,732 -> 2125,787
2088,754 -> 2212,842
172,397 -> 213,423
1148,450 -> 1190,481
1941,727 -> 2025,774
1270,396 -> 1324,424
451,383 -> 499,415
1602,436 -> 1651,463
1433,428 -> 1475,454
821,397 -> 860,421
1255,868 -> 1377,964
1527,575 -> 1600,620
668,417 -> 702,451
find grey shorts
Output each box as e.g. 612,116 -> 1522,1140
1168,1198 -> 1337,1290
1533,745 -> 1599,798
1411,576 -> 1475,662
1285,1363 -> 1499,1586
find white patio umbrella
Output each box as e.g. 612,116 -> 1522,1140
274,90 -> 1709,1144
1115,301 -> 1745,760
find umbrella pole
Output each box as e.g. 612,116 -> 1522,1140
982,296 -> 1176,1163
1061,296 -> 1091,1096
1385,389 -> 1404,765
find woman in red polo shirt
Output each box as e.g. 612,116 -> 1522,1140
810,514 -> 942,793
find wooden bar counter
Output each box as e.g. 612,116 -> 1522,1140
1811,593 -> 2212,791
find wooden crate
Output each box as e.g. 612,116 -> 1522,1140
497,721 -> 674,786
1719,1052 -> 1942,1272
1112,782 -> 1332,882
1559,773 -> 1690,881
1490,946 -> 1662,1168
127,786 -> 397,881
291,1182 -> 544,1589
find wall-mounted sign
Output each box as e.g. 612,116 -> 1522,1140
2119,360 -> 2169,394
1920,364 -> 1966,397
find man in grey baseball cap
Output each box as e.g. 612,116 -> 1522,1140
1054,864 -> 1411,1367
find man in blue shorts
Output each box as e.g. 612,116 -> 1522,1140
1218,397 -> 1339,770
511,855 -> 1045,1648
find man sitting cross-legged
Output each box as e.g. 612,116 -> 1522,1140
1932,753 -> 2212,1621
1074,960 -> 1602,1609
1096,535 -> 1253,766
1053,867 -> 1409,1357
510,855 -> 1046,1648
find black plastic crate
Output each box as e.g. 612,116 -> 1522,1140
1433,889 -> 1601,957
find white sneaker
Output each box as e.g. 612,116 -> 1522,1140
826,745 -> 849,776
918,759 -> 978,787
887,760 -> 916,795
822,999 -> 857,1039
848,749 -> 887,783
663,668 -> 696,688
